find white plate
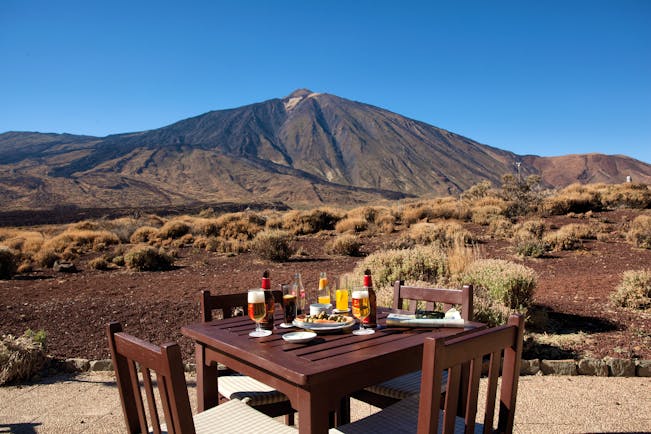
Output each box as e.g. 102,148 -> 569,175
282,331 -> 317,344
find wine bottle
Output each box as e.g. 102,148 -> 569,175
362,269 -> 377,328
261,270 -> 275,330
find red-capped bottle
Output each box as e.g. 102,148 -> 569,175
261,270 -> 275,330
362,269 -> 377,328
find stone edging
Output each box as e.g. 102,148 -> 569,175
56,357 -> 651,377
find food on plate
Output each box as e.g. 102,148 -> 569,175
296,312 -> 351,324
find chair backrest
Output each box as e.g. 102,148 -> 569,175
107,322 -> 195,434
417,314 -> 525,434
393,280 -> 474,321
200,289 -> 282,322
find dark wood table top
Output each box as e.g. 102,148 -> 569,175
182,309 -> 484,434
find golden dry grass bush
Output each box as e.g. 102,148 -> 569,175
513,231 -> 547,257
33,248 -> 59,268
124,245 -> 173,271
0,331 -> 47,385
251,230 -> 296,261
325,234 -> 362,256
88,256 -> 110,271
543,228 -> 581,251
403,197 -> 472,224
335,216 -> 368,233
194,236 -> 249,254
157,219 -> 191,240
374,212 -> 396,234
41,229 -> 119,255
514,219 -> 546,238
627,214 -> 651,249
470,204 -> 504,225
282,208 -> 344,235
406,221 -> 474,247
129,226 -> 159,244
601,183 -> 651,209
0,230 -> 44,255
446,238 -> 482,282
487,216 -> 514,239
610,269 -> 651,309
543,184 -> 602,215
107,217 -> 142,243
212,212 -> 267,240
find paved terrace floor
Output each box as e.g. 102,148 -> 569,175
0,372 -> 649,433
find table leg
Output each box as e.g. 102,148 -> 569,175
195,343 -> 218,412
296,390 -> 330,434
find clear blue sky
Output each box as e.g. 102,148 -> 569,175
1,0 -> 650,163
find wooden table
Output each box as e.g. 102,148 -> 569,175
181,309 -> 484,434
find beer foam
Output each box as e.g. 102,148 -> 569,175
352,290 -> 369,299
248,290 -> 265,303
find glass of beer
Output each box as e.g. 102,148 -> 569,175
352,288 -> 374,335
281,284 -> 297,327
248,288 -> 272,337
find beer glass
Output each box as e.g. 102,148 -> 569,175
248,288 -> 272,337
351,288 -> 374,335
280,284 -> 297,327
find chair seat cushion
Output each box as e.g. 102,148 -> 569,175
330,394 -> 483,434
219,374 -> 290,406
194,399 -> 297,434
363,370 -> 448,399
159,399 -> 297,433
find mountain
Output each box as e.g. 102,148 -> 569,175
1,89 -> 650,211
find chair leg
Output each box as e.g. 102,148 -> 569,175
284,412 -> 295,426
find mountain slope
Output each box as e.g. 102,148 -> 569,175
1,89 -> 650,211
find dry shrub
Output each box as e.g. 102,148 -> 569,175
251,230 -> 296,261
374,213 -> 396,234
463,259 -> 536,325
627,215 -> 651,249
325,234 -> 362,256
446,238 -> 482,281
601,183 -> 651,209
0,230 -> 45,255
157,219 -> 191,240
335,217 -> 368,233
0,331 -> 47,385
282,208 -> 343,235
402,198 -> 470,225
352,245 -> 449,307
124,245 -> 173,271
405,221 -> 473,247
471,205 -> 503,225
0,247 -> 18,279
514,219 -> 546,238
195,236 -> 249,254
107,217 -> 141,242
488,216 -> 514,239
610,269 -> 651,309
88,256 -> 110,270
130,226 -> 159,244
543,184 -> 602,215
543,224 -> 595,252
34,248 -> 59,268
460,180 -> 494,202
41,229 -> 119,254
513,232 -> 546,257
213,212 -> 266,239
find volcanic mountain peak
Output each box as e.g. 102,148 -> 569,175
283,88 -> 321,111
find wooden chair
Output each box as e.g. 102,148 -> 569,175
332,314 -> 524,434
200,290 -> 296,424
107,322 -> 296,434
351,281 -> 473,408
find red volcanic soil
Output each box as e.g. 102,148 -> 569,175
1,209 -> 650,362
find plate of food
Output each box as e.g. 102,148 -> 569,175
292,312 -> 355,333
282,331 -> 317,344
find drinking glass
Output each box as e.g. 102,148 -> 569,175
248,289 -> 272,337
280,284 -> 297,327
334,276 -> 350,312
351,288 -> 374,335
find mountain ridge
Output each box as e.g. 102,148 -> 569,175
1,90 -> 650,211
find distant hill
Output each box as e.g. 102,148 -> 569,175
1,89 -> 650,211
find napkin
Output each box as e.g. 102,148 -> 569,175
386,313 -> 465,328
